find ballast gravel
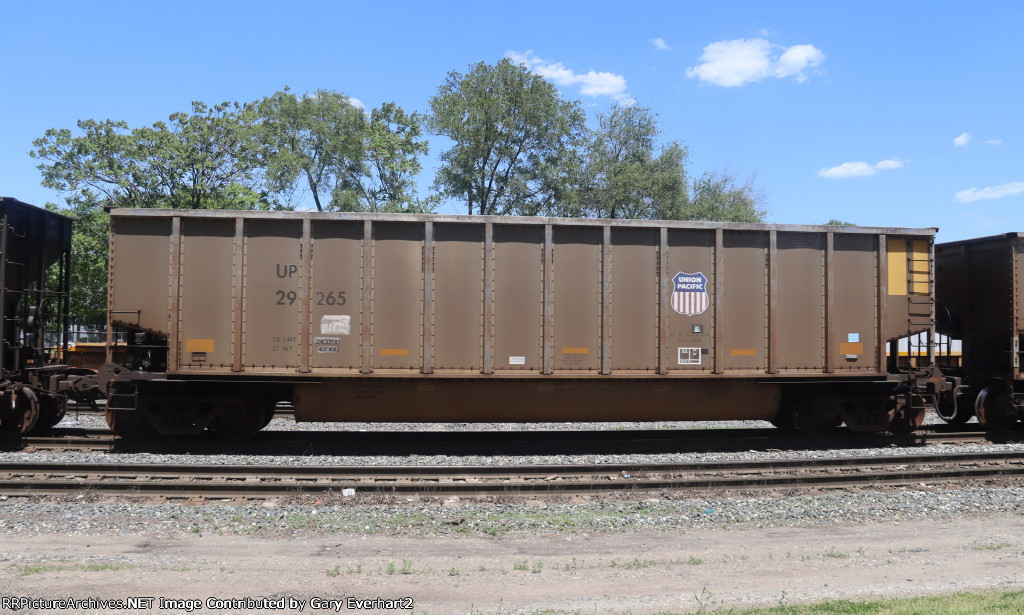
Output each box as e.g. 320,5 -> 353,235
3,413 -> 1024,614
0,410 -> 1021,537
0,485 -> 1023,538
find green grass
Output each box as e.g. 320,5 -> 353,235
467,590 -> 1024,615
661,589 -> 1024,615
969,540 -> 1012,551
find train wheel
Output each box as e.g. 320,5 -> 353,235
211,395 -> 264,440
0,388 -> 40,437
976,387 -> 1018,431
37,394 -> 67,430
104,408 -> 156,438
888,394 -> 926,435
769,393 -> 797,431
769,409 -> 797,431
793,394 -> 840,437
260,398 -> 277,429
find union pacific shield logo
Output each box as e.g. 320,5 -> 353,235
671,271 -> 709,315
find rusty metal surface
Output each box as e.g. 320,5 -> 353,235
108,211 -> 937,385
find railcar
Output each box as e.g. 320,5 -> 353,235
0,197 -> 79,434
935,233 -> 1024,428
97,209 -> 940,438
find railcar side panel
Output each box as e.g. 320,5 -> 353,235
370,223 -> 424,372
775,232 -> 825,371
609,228 -> 658,372
832,234 -> 879,372
492,225 -> 543,373
309,221 -> 363,371
552,226 -> 602,373
433,224 -> 485,373
108,217 -> 171,335
721,231 -> 768,372
243,219 -> 303,370
665,229 -> 715,374
179,219 -> 234,370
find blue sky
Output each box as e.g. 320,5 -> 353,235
2,1 -> 1021,241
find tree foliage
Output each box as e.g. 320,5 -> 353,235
578,105 -> 690,220
45,198 -> 109,324
429,61 -> 766,222
683,170 -> 767,222
429,59 -> 586,215
256,90 -> 434,212
335,101 -> 437,213
32,102 -> 268,210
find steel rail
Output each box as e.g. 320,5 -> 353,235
0,451 -> 1022,498
8,427 -> 1020,455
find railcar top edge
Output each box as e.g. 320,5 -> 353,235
106,207 -> 937,236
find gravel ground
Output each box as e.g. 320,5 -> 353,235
1,410 -> 1020,536
3,412 -> 1024,613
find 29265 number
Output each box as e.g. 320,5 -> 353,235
275,290 -> 346,306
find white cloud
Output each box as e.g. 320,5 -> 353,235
686,38 -> 824,87
774,44 -> 826,82
650,37 -> 669,51
818,162 -> 877,179
984,139 -> 1003,146
507,50 -> 634,104
874,159 -> 904,170
818,159 -> 906,179
954,181 -> 1024,203
953,132 -> 971,147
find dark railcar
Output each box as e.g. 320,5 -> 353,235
936,233 -> 1024,428
0,197 -> 75,434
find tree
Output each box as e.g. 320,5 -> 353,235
429,59 -> 586,215
335,102 -> 437,213
45,196 -> 109,324
824,219 -> 857,225
256,90 -> 434,212
682,170 -> 767,222
256,89 -> 364,212
580,105 -> 690,219
31,101 -> 268,210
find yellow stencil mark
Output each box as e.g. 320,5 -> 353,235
380,348 -> 410,356
561,347 -> 590,355
887,239 -> 907,296
730,348 -> 756,356
839,342 -> 864,355
185,339 -> 214,353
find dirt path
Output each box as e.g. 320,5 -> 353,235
3,515 -> 1024,614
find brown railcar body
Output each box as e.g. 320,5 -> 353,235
103,210 -> 937,437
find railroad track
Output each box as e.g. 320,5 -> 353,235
6,425 -> 1023,457
0,451 -> 1022,499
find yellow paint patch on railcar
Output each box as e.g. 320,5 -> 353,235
184,339 -> 215,352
